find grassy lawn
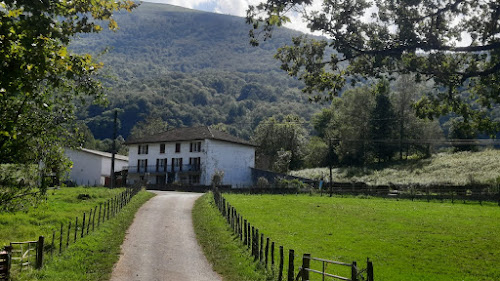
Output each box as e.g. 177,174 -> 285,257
0,187 -> 155,280
192,193 -> 272,281
290,149 -> 500,185
224,194 -> 500,281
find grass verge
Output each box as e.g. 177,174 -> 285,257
224,194 -> 500,281
192,193 -> 272,281
14,190 -> 155,281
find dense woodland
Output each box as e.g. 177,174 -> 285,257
71,3 -> 322,141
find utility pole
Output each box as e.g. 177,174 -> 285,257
329,139 -> 333,197
110,110 -> 117,189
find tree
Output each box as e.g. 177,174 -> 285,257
129,116 -> 169,140
370,80 -> 397,162
252,114 -> 307,171
247,0 -> 500,133
0,1 -> 137,208
392,75 -> 444,158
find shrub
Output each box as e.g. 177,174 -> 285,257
256,177 -> 270,189
211,170 -> 225,186
276,178 -> 308,191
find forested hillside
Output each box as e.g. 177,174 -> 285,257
71,2 -> 323,139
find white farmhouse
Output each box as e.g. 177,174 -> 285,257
125,126 -> 256,187
65,148 -> 129,186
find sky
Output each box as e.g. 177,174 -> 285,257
142,0 -> 323,34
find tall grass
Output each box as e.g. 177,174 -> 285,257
290,149 -> 500,185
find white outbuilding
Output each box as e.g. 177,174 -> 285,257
65,148 -> 129,186
125,126 -> 256,187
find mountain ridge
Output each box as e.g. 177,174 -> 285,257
72,2 -> 324,140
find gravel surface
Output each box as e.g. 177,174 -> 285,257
110,191 -> 222,281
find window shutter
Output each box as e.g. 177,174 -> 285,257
190,143 -> 193,152
145,159 -> 148,172
179,158 -> 183,171
138,145 -> 141,155
137,159 -> 140,172
146,145 -> 149,154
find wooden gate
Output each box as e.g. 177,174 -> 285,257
298,254 -> 374,281
9,236 -> 44,271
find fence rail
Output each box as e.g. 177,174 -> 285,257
1,183 -> 144,280
212,188 -> 374,281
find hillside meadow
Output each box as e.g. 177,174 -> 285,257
223,194 -> 500,281
290,149 -> 500,185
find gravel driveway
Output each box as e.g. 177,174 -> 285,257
110,191 -> 222,281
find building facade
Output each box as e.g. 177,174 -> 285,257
65,148 -> 128,186
126,126 -> 255,187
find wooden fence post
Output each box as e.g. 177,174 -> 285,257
259,233 -> 263,262
98,203 -> 102,226
302,253 -> 310,281
265,237 -> 269,267
254,228 -> 259,261
74,217 -> 78,242
351,261 -> 358,281
81,212 -> 85,238
92,206 -> 97,232
251,226 -> 255,255
86,210 -> 91,235
107,200 -> 110,221
247,223 -> 251,249
243,220 -> 247,246
278,246 -> 284,281
59,223 -> 63,254
367,258 -> 374,281
67,222 -> 71,248
36,236 -> 44,269
287,249 -> 294,281
271,242 -> 275,267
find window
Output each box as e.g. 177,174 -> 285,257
137,159 -> 148,173
175,143 -> 181,153
160,143 -> 165,154
138,145 -> 149,155
189,157 -> 201,171
172,158 -> 183,171
190,142 -> 201,152
156,158 -> 167,172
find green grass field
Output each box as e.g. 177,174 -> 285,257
224,194 -> 500,281
0,187 -> 155,281
0,187 -> 126,246
290,149 -> 500,185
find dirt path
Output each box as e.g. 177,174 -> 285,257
110,191 -> 221,281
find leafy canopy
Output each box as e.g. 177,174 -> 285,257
247,0 -> 500,133
0,0 -> 137,163
0,0 -> 137,210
